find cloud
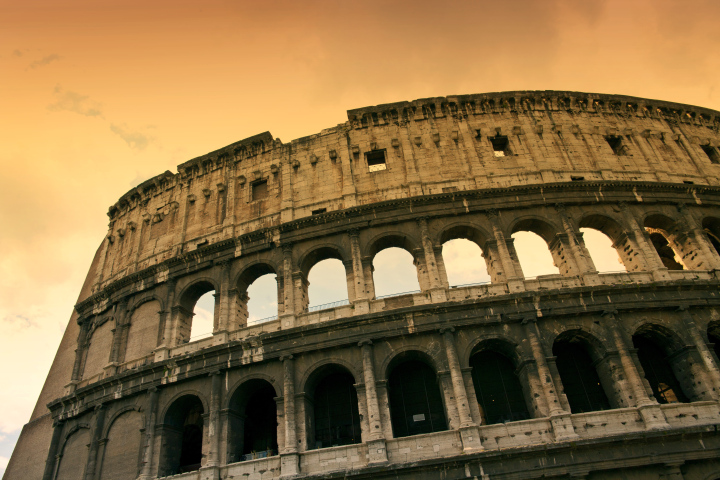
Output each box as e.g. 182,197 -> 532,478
12,49 -> 22,57
47,85 -> 103,117
109,123 -> 155,151
27,54 -> 61,70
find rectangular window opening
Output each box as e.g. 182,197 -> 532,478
366,149 -> 387,172
571,176 -> 585,181
251,180 -> 268,201
489,135 -> 510,157
604,135 -> 625,155
700,145 -> 720,164
312,208 -> 327,215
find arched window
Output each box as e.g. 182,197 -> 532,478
442,238 -> 490,286
372,247 -> 421,298
470,350 -> 529,424
632,335 -> 689,404
703,217 -> 720,257
511,231 -> 559,278
190,291 -> 215,341
708,323 -> 720,362
388,359 -> 447,438
227,379 -> 278,463
159,395 -> 204,476
644,215 -> 686,270
246,274 -> 278,324
648,232 -> 685,270
307,258 -> 349,310
552,341 -> 610,413
312,371 -> 361,448
579,228 -> 626,272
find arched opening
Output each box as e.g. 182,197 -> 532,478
644,215 -> 686,270
190,291 -> 215,341
177,281 -> 216,344
632,330 -> 689,404
159,395 -> 204,476
552,337 -> 611,413
708,323 -> 720,362
246,274 -> 279,324
579,228 -> 626,272
372,247 -> 421,298
307,368 -> 361,449
55,428 -> 91,480
511,231 -> 558,278
470,349 -> 529,424
387,356 -> 447,438
307,258 -> 349,311
702,217 -> 720,257
99,410 -> 143,479
442,238 -> 490,287
227,379 -> 278,463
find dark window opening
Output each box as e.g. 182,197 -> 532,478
571,176 -> 585,181
683,180 -> 695,184
707,326 -> 720,364
705,230 -> 720,257
252,180 -> 268,201
312,208 -> 327,215
489,135 -> 510,157
701,145 -> 720,164
648,232 -> 684,270
388,360 -> 447,438
605,135 -> 626,155
366,149 -> 387,172
633,336 -> 688,404
160,396 -> 204,476
553,342 -> 610,414
313,372 -> 361,449
242,384 -> 278,458
470,351 -> 529,424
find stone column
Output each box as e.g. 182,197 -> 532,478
359,340 -> 388,462
555,204 -> 600,284
417,218 -> 447,302
664,462 -> 685,480
280,244 -> 296,329
677,203 -> 720,270
280,355 -> 299,476
362,258 -> 376,300
138,387 -> 159,480
486,210 -> 524,292
337,134 -> 358,207
42,420 -> 65,480
522,317 -> 578,441
348,231 -> 368,308
155,280 -> 177,361
214,262 -> 232,343
84,404 -> 106,480
678,307 -> 720,397
440,328 -> 482,451
601,310 -> 669,430
205,372 -> 222,468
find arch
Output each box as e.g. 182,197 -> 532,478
386,352 -> 448,438
99,408 -> 144,480
303,363 -> 361,449
364,232 -> 421,260
158,394 -> 205,476
552,330 -> 612,413
297,244 -> 349,278
125,299 -> 162,361
234,261 -> 279,293
226,373 -> 281,408
127,294 -> 165,318
299,357 -> 362,394
56,425 -> 91,480
632,323 -> 691,403
643,213 -> 686,270
234,261 -> 279,325
227,378 -> 279,462
469,342 -> 530,424
707,321 -> 720,362
510,216 -> 561,244
382,347 -> 442,381
102,405 -> 144,439
437,223 -> 492,248
177,278 -> 219,312
578,214 -> 626,244
463,337 -> 523,370
368,233 -> 423,298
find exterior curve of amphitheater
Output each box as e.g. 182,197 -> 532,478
8,90 -> 720,480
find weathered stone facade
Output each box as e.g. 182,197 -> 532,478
6,90 -> 720,480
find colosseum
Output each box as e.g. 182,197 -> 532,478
6,90 -> 720,480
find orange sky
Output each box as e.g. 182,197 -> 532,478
1,0 -> 719,471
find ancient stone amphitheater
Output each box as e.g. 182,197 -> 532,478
7,91 -> 720,480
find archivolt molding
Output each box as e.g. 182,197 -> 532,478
225,372 -> 281,409
158,389 -> 210,422
102,405 -> 144,439
298,356 -> 362,394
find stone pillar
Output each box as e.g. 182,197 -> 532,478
337,134 -> 358,207
359,340 -> 388,463
678,307 -> 720,398
280,355 -> 299,476
84,405 -> 106,480
417,217 -> 447,303
348,231 -> 369,309
555,204 -> 600,284
280,244 -> 296,329
206,372 -> 222,467
214,262 -> 232,342
664,463 -> 685,480
618,203 -> 670,280
522,318 -> 578,441
440,328 -> 482,451
486,210 -> 524,292
42,420 -> 64,480
362,258 -> 376,300
138,387 -> 159,480
434,245 -> 451,288
677,203 -> 720,270
601,310 -> 669,430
